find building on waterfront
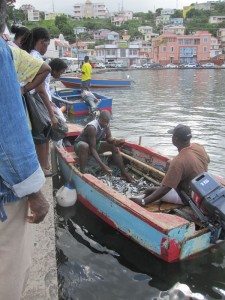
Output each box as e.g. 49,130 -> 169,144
111,11 -> 133,26
209,15 -> 225,24
217,28 -> 225,53
44,12 -> 63,20
210,36 -> 222,57
163,25 -> 185,35
73,0 -> 107,19
95,41 -> 139,66
152,31 -> 212,65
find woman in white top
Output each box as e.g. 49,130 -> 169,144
21,27 -> 58,176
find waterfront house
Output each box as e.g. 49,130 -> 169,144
152,31 -> 211,65
210,36 -> 222,57
217,28 -> 225,53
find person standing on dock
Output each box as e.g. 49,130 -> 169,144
131,124 -> 210,206
0,1 -> 49,299
81,55 -> 92,90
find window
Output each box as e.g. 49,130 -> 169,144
162,46 -> 166,52
129,49 -> 137,55
204,47 -> 207,53
204,37 -> 208,43
120,49 -> 126,57
170,47 -> 174,52
168,38 -> 174,42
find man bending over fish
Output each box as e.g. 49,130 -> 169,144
74,110 -> 134,183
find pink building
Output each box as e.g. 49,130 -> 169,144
152,31 -> 211,65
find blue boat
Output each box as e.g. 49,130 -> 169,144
54,124 -> 225,262
59,76 -> 132,88
52,88 -> 112,116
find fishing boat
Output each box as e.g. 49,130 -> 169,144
53,123 -> 225,263
52,88 -> 112,116
59,76 -> 132,88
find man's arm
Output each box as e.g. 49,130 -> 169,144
143,185 -> 172,205
106,128 -> 125,146
87,126 -> 112,173
22,62 -> 51,93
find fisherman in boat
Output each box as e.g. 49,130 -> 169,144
81,88 -> 100,114
131,124 -> 210,206
74,110 -> 134,183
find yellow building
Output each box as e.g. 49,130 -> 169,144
74,0 -> 107,19
183,5 -> 194,18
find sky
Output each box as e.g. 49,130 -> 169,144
14,0 -> 207,14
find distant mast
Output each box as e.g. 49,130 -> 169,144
52,0 -> 55,12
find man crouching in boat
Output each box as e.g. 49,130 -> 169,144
81,88 -> 100,114
74,110 -> 134,183
131,124 -> 210,206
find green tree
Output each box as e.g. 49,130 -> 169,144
171,10 -> 183,18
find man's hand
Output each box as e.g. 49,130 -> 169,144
50,114 -> 58,127
113,138 -> 125,146
102,165 -> 112,174
27,191 -> 49,224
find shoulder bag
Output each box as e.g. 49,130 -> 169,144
24,92 -> 51,136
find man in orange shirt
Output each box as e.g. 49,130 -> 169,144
131,124 -> 210,206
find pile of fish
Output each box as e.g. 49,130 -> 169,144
98,174 -> 151,198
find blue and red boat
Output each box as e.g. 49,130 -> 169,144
53,124 -> 225,263
59,76 -> 132,88
52,88 -> 112,116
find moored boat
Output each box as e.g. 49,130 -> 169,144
52,88 -> 112,116
59,76 -> 132,88
53,123 -> 225,262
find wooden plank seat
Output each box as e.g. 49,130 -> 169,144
145,201 -> 183,213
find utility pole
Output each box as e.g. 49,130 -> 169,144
52,0 -> 55,12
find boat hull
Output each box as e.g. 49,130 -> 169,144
59,77 -> 131,88
52,88 -> 112,115
55,125 -> 224,262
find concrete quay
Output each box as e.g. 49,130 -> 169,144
22,177 -> 58,300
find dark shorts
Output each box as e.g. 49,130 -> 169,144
32,127 -> 51,145
81,79 -> 91,89
74,141 -> 102,154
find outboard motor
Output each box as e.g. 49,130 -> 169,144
191,173 -> 225,229
179,173 -> 225,243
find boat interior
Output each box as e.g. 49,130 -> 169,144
59,134 -> 204,230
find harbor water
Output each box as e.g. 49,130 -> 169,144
56,69 -> 225,300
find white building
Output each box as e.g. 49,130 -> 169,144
161,9 -> 175,15
194,1 -> 218,11
210,36 -> 222,57
209,16 -> 225,24
163,25 -> 186,35
27,10 -> 40,22
74,0 -> 107,19
74,27 -> 87,35
44,12 -> 63,20
95,41 -> 150,66
111,11 -> 133,26
217,28 -> 225,53
44,34 -> 71,59
138,26 -> 153,35
156,15 -> 171,26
